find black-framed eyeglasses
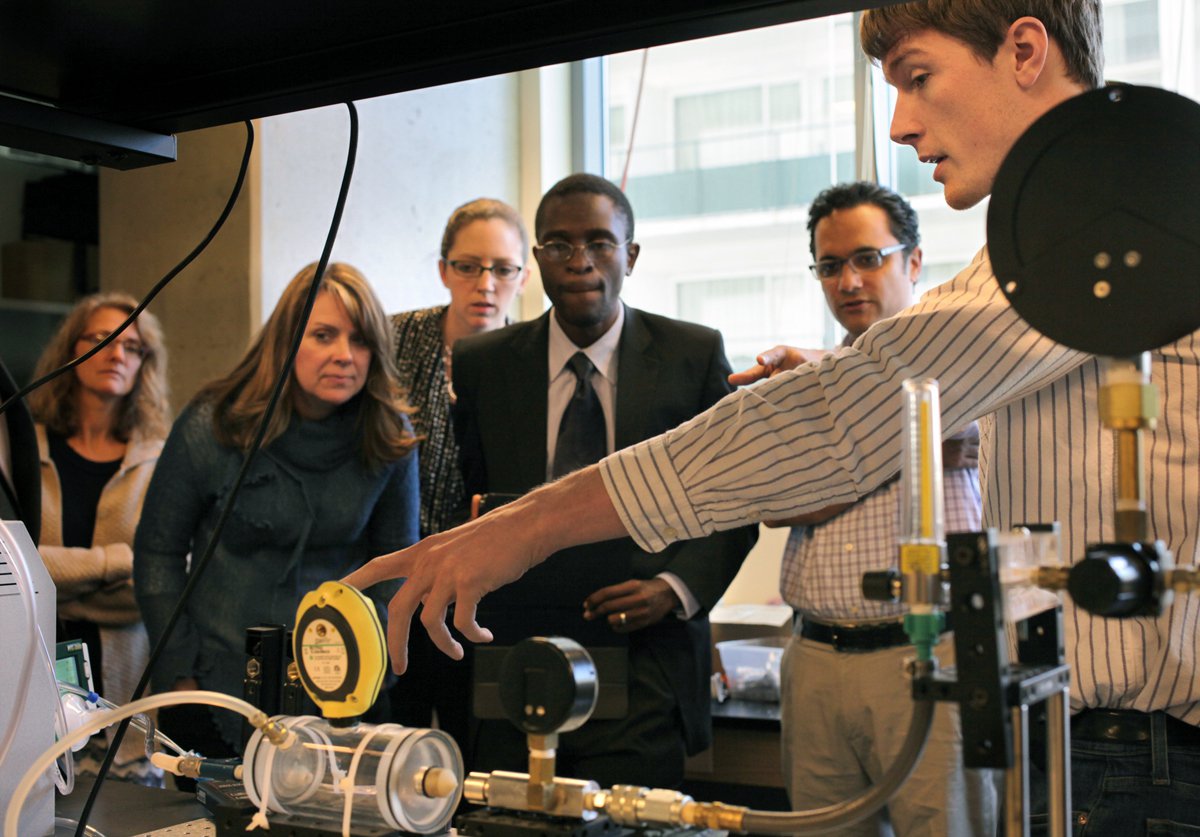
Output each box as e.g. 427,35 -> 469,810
809,243 -> 909,281
447,260 -> 525,281
533,239 -> 632,263
77,331 -> 147,359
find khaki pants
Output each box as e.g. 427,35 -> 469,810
780,633 -> 999,837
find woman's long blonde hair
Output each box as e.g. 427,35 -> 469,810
29,292 -> 170,441
197,262 -> 416,468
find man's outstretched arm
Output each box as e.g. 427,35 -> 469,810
343,465 -> 625,674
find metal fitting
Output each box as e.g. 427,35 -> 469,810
252,713 -> 293,747
590,784 -> 693,828
465,770 -> 599,820
680,800 -> 750,831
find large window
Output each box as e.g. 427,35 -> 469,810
604,1 -> 1200,371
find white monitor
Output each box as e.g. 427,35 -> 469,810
0,520 -> 56,837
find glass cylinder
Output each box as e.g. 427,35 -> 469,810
996,527 -> 1063,623
899,378 -> 945,608
243,716 -> 462,834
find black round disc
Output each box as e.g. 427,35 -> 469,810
498,636 -> 597,735
988,84 -> 1200,356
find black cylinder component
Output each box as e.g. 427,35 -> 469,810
861,569 -> 901,603
1068,542 -> 1165,617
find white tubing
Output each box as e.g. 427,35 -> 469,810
57,682 -> 187,757
5,690 -> 280,837
37,616 -> 75,794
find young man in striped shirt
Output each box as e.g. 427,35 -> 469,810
350,2 -> 1200,830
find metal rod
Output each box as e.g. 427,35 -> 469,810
1047,689 -> 1072,837
1114,427 -> 1146,543
1004,704 -> 1030,837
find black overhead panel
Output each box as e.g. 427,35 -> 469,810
0,0 -> 892,166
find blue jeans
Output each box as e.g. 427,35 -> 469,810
1031,713 -> 1200,836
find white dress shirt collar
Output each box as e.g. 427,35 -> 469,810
548,303 -> 624,388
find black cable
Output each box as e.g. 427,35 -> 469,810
72,101 -> 359,837
0,120 -> 255,418
62,116 -> 254,832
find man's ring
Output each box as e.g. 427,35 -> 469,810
618,612 -> 628,626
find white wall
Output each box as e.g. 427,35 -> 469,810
258,74 -> 522,318
720,524 -> 787,605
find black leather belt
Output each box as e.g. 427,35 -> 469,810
799,618 -> 914,652
1072,709 -> 1200,747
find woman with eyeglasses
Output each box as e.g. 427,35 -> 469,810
388,197 -> 529,761
28,291 -> 170,784
134,263 -> 420,771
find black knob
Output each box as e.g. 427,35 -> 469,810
1068,543 -> 1161,617
862,569 -> 901,602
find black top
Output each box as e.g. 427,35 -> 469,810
46,431 -> 121,548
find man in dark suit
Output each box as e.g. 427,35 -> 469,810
0,356 -> 40,542
452,173 -> 754,790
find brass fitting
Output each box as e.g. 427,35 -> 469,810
1036,565 -> 1071,591
251,713 -> 293,747
1098,381 -> 1158,430
1169,567 -> 1200,594
681,800 -> 749,831
526,733 -> 557,810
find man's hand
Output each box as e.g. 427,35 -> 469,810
343,510 -> 524,673
343,465 -> 628,673
582,578 -> 680,633
728,346 -> 826,386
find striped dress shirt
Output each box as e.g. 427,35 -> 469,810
600,247 -> 1200,722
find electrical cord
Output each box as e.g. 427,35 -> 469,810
72,101 -> 359,837
54,817 -> 106,837
618,49 -> 649,193
0,120 -> 252,799
0,119 -> 254,419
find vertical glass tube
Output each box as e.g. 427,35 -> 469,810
899,378 -> 945,609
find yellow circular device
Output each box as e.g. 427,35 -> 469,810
293,581 -> 387,722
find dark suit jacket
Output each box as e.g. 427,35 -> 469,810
452,306 -> 755,754
0,357 -> 40,542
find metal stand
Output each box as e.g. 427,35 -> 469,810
911,531 -> 1072,837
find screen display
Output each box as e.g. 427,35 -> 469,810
55,640 -> 91,691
